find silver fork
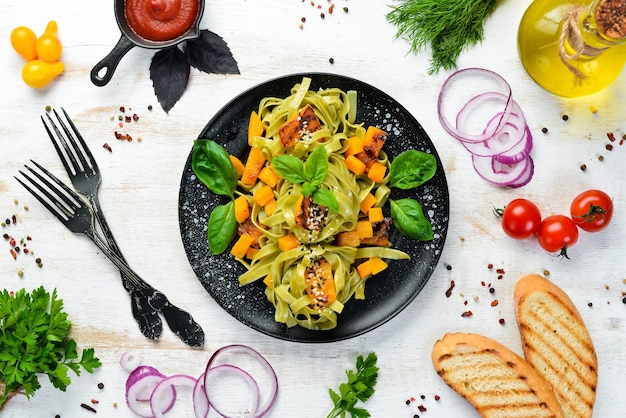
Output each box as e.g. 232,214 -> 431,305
16,161 -> 204,347
41,108 -> 163,341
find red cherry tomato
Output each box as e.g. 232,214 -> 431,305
570,189 -> 613,232
499,198 -> 542,239
537,215 -> 579,257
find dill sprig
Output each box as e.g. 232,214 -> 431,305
387,0 -> 501,74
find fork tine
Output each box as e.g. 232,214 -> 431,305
15,164 -> 79,222
59,107 -> 99,172
26,160 -> 86,212
42,112 -> 83,177
15,174 -> 71,227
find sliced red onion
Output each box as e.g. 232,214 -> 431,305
472,154 -> 535,188
126,370 -> 176,417
192,372 -> 210,418
150,374 -> 197,418
205,344 -> 279,418
204,364 -> 261,417
438,68 -> 514,143
120,352 -> 142,372
121,345 -> 278,418
438,68 -> 534,187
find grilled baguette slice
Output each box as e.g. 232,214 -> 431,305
514,274 -> 598,418
432,332 -> 564,418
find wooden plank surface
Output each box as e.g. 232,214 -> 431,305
1,0 -> 625,416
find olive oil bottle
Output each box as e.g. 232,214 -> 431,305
518,0 -> 626,97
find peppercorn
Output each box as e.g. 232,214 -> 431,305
489,287 -> 495,294
622,297 -> 626,304
446,264 -> 452,270
329,57 -> 334,64
541,127 -> 548,133
499,318 -> 505,325
562,114 -> 569,121
580,164 -> 587,171
98,382 -> 104,389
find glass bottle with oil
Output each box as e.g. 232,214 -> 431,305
518,0 -> 626,97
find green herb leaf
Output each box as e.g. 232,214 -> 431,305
208,200 -> 237,255
192,139 -> 238,198
326,352 -> 379,418
304,146 -> 329,186
389,149 -> 437,189
387,0 -> 500,74
313,188 -> 339,213
390,198 -> 434,241
272,155 -> 306,184
0,287 -> 101,409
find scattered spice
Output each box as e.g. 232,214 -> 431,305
499,318 -> 506,325
98,382 -> 104,390
445,280 -> 455,297
541,127 -> 548,134
103,143 -> 112,152
490,299 -> 499,307
80,403 -> 97,413
329,57 -> 334,64
606,143 -> 614,151
461,310 -> 473,317
562,114 -> 569,121
580,164 -> 587,171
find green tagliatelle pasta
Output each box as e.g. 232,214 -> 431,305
235,78 -> 409,330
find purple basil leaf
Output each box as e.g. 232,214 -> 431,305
184,30 -> 240,75
150,47 -> 190,113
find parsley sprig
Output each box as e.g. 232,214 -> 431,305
327,352 -> 379,418
0,287 -> 101,409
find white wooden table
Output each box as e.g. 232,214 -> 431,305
1,1 -> 625,417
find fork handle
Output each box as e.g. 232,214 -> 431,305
87,230 -> 205,347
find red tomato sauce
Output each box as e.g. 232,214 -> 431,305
125,0 -> 200,42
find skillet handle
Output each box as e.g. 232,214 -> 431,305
90,35 -> 135,87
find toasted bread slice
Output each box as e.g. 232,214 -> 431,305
432,332 -> 564,418
514,274 -> 598,418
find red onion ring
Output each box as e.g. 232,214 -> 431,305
204,344 -> 279,418
204,364 -> 261,417
438,68 -> 534,187
150,374 -> 197,418
121,345 -> 278,418
192,372 -> 210,418
126,368 -> 176,417
120,351 -> 142,372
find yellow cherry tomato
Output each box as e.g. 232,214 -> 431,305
11,26 -> 38,61
21,60 -> 64,88
36,20 -> 62,62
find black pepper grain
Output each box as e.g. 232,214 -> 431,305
489,287 -> 495,294
98,382 -> 104,389
542,127 -> 548,133
562,114 -> 569,121
580,164 -> 587,171
329,57 -> 334,64
622,297 -> 626,304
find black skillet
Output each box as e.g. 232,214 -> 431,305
91,0 -> 205,86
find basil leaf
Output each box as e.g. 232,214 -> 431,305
301,182 -> 317,198
150,46 -> 190,113
390,198 -> 434,241
304,146 -> 329,186
389,150 -> 437,189
272,155 -> 306,183
191,139 -> 237,198
184,30 -> 240,75
313,188 -> 339,213
207,201 -> 237,255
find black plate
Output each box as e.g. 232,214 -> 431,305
178,73 -> 449,342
